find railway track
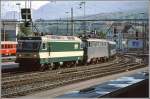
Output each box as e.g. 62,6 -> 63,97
2,55 -> 146,98
2,56 -> 122,86
2,56 -> 118,78
2,56 -> 120,80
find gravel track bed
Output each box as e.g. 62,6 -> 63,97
2,55 -> 144,98
2,57 -> 126,88
2,63 -> 146,97
2,56 -> 119,79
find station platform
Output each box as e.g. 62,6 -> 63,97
1,62 -> 19,69
57,69 -> 148,98
23,67 -> 148,98
1,56 -> 16,59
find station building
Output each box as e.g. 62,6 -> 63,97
1,19 -> 19,41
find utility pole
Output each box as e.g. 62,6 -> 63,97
25,0 -> 27,23
16,3 -> 21,38
30,0 -> 33,34
65,12 -> 69,35
79,1 -> 86,35
140,13 -> 145,54
71,8 -> 74,36
56,20 -> 58,34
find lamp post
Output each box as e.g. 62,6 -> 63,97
16,3 -> 21,22
139,13 -> 146,54
79,1 -> 86,35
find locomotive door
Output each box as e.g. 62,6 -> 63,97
48,43 -> 51,56
83,40 -> 88,63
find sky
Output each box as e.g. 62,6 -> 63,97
1,0 -> 149,19
1,1 -> 50,11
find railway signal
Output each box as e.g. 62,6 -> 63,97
21,8 -> 31,20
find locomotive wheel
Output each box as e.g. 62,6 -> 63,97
19,65 -> 24,71
84,62 -> 89,66
63,62 -> 70,68
52,63 -> 59,70
19,64 -> 28,71
66,63 -> 71,68
90,59 -> 94,64
70,62 -> 74,67
106,58 -> 108,62
96,59 -> 99,64
47,64 -> 53,70
74,61 -> 78,67
55,63 -> 60,69
39,64 -> 45,71
44,64 -> 50,70
56,64 -> 61,69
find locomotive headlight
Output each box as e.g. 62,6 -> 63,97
33,54 -> 37,58
18,54 -> 22,57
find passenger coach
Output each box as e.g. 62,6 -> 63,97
82,38 -> 116,64
0,41 -> 17,56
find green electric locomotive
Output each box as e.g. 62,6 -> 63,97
16,35 -> 84,71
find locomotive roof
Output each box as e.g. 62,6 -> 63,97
42,35 -> 82,42
87,38 -> 116,44
87,38 -> 108,42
